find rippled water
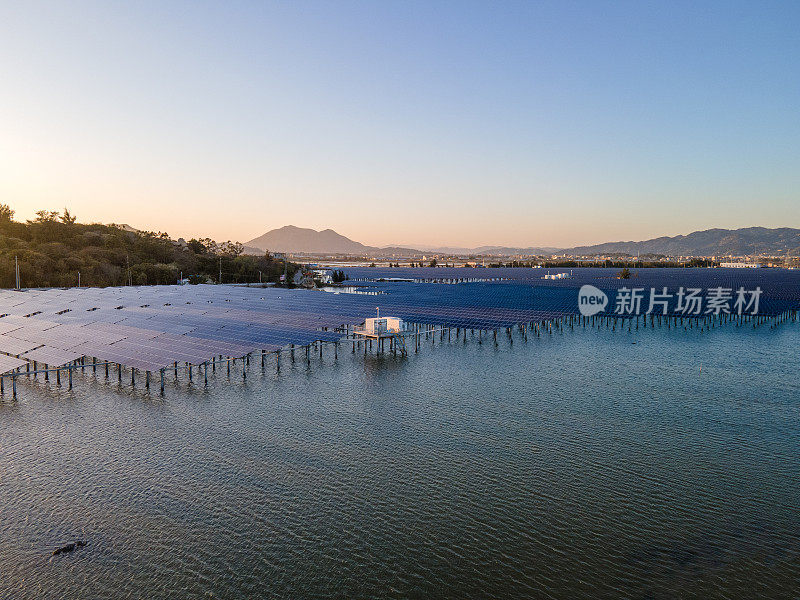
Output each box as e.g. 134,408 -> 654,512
1,322 -> 798,599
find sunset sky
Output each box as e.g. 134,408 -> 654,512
1,1 -> 798,248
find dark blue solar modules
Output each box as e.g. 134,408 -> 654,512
0,266 -> 796,373
340,266 -> 800,322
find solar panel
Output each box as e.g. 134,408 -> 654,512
0,355 -> 26,375
21,346 -> 82,367
0,335 -> 42,356
0,321 -> 24,335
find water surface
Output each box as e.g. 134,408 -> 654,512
1,321 -> 798,598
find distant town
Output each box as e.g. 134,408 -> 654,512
294,254 -> 792,272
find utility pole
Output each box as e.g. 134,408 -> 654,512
77,272 -> 80,288
14,256 -> 20,290
219,257 -> 222,284
259,270 -> 262,284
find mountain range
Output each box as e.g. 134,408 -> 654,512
244,226 -> 800,257
563,227 -> 800,257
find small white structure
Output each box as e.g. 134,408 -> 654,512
720,262 -> 760,268
295,268 -> 334,287
313,269 -> 333,284
352,309 -> 410,355
362,316 -> 404,336
543,271 -> 572,280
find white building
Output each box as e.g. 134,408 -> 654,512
361,316 -> 404,336
312,269 -> 333,284
720,262 -> 760,268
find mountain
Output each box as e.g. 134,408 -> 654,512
246,225 -> 370,254
245,226 -> 423,256
564,227 -> 800,257
245,226 -> 565,257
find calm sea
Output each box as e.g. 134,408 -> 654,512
1,320 -> 798,599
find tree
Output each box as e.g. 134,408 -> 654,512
0,205 -> 300,288
0,204 -> 14,222
60,208 -> 76,224
32,210 -> 59,223
219,241 -> 243,257
429,258 -> 437,268
187,238 -> 207,254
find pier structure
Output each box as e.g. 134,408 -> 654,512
0,307 -> 796,399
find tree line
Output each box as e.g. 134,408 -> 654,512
0,205 -> 299,289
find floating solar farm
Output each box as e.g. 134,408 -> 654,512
0,267 -> 798,396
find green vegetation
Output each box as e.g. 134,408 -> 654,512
0,205 -> 299,288
331,270 -> 348,283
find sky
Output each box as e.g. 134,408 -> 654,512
1,1 -> 798,248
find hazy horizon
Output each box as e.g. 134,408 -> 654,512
4,207 -> 798,251
1,1 -> 798,247
245,223 -> 800,251
7,215 -> 797,251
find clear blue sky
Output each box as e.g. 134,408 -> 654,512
1,0 -> 798,247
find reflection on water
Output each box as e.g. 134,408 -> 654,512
1,322 -> 798,599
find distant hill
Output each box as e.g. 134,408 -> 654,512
244,226 -> 558,256
246,226 -> 370,254
564,227 -> 800,257
242,245 -> 267,256
245,226 -> 422,256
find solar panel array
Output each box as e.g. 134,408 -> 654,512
0,266 -> 797,375
343,266 -> 800,324
0,286 -> 359,373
